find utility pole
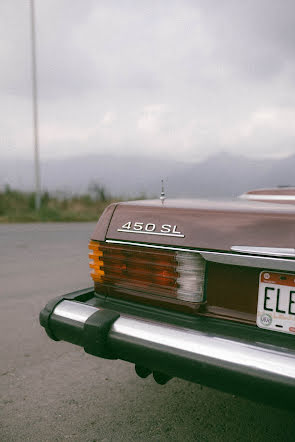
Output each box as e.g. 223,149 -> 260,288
30,0 -> 41,210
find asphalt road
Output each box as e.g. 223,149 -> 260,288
0,223 -> 294,442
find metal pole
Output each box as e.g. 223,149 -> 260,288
30,0 -> 41,210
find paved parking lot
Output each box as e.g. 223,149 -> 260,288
0,223 -> 294,441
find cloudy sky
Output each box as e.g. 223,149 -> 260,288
1,0 -> 295,162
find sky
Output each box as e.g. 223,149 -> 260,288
1,0 -> 295,163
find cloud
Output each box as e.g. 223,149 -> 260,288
101,111 -> 116,126
0,0 -> 295,162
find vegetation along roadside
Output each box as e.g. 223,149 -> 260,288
0,184 -> 123,222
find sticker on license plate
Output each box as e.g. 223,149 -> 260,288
257,271 -> 295,334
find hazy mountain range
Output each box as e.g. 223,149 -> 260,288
0,152 -> 294,198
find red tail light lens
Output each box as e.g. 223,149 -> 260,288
89,241 -> 206,312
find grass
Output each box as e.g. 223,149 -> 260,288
0,186 -> 117,222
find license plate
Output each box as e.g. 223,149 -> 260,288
257,271 -> 295,335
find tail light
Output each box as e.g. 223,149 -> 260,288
89,241 -> 206,313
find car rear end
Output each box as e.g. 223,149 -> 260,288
40,198 -> 295,408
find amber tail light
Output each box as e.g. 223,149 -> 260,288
88,240 -> 206,313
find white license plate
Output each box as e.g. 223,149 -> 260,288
257,271 -> 295,335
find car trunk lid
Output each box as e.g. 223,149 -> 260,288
98,199 -> 295,251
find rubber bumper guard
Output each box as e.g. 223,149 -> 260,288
39,287 -> 119,359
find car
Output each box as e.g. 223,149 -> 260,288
40,187 -> 295,408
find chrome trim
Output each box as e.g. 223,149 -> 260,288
200,251 -> 295,271
106,240 -> 295,271
52,300 -> 295,382
117,229 -> 185,238
231,246 -> 295,257
240,193 -> 295,202
54,301 -> 98,323
106,239 -> 201,253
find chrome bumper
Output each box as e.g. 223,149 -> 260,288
40,291 -> 295,408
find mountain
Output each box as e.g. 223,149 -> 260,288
0,155 -> 183,197
0,152 -> 294,198
168,152 -> 277,197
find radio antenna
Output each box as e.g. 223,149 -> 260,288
160,179 -> 166,206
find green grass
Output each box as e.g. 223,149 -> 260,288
0,186 -> 117,222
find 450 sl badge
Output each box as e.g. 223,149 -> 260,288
117,221 -> 185,238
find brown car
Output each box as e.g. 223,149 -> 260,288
40,188 -> 295,408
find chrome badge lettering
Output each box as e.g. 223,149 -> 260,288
117,222 -> 185,238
